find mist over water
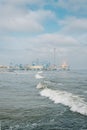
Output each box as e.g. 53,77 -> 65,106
0,70 -> 87,130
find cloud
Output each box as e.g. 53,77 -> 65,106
32,33 -> 77,47
58,17 -> 87,35
0,33 -> 78,52
0,32 -> 78,62
0,0 -> 55,32
0,32 -> 87,68
0,0 -> 87,68
0,9 -> 55,32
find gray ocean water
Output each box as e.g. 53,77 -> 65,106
0,70 -> 87,130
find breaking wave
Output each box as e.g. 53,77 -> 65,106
40,84 -> 87,116
37,71 -> 43,74
35,74 -> 44,79
36,82 -> 46,89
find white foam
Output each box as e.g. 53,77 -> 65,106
40,88 -> 87,116
37,71 -> 43,74
36,82 -> 46,89
35,74 -> 44,79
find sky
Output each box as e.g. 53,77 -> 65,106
0,0 -> 87,69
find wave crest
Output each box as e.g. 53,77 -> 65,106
40,88 -> 87,116
35,74 -> 44,79
36,82 -> 46,89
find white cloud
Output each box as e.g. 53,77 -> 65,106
32,33 -> 77,47
58,17 -> 87,35
0,32 -> 87,68
0,9 -> 55,32
0,0 -> 55,32
0,33 -> 78,50
0,0 -> 87,68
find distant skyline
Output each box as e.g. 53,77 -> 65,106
0,0 -> 87,69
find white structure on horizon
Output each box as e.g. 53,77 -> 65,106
60,62 -> 70,70
26,65 -> 43,70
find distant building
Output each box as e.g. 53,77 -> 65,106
48,64 -> 57,71
0,65 -> 9,72
26,65 -> 43,70
30,65 -> 43,70
60,62 -> 70,70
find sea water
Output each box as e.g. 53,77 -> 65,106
0,70 -> 87,130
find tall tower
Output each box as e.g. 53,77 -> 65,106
53,48 -> 56,66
